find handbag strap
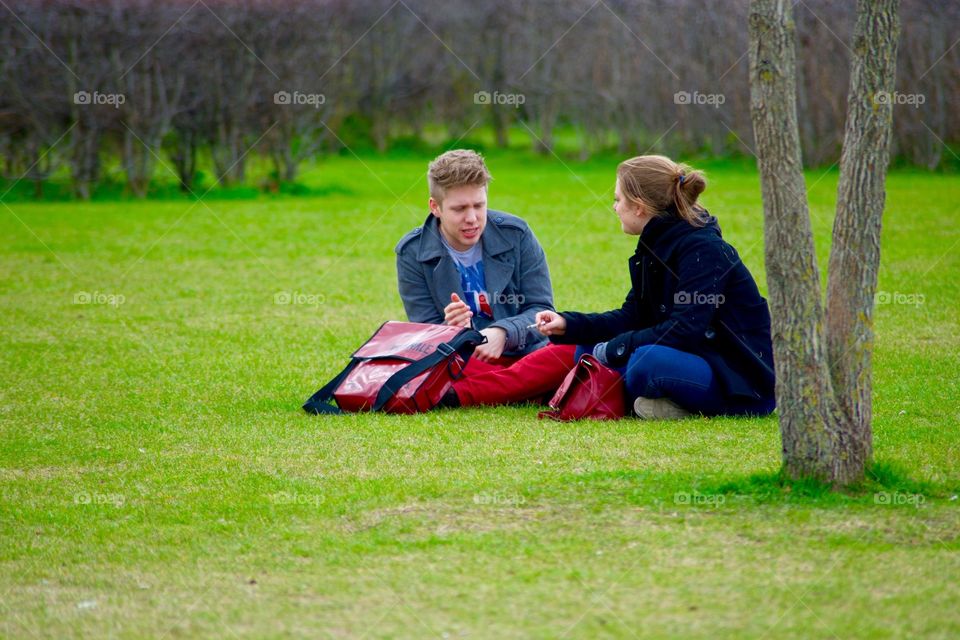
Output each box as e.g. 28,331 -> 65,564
302,359 -> 359,414
537,356 -> 585,421
371,328 -> 484,411
537,355 -> 616,421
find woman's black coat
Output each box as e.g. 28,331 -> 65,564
551,212 -> 775,401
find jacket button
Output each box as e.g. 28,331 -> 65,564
659,304 -> 667,313
705,328 -> 716,339
495,216 -> 504,223
616,344 -> 626,356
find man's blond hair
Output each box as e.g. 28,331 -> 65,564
427,149 -> 492,203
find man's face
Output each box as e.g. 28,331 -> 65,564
429,184 -> 488,251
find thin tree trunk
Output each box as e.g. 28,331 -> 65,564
748,0 -> 852,483
825,0 -> 900,465
171,130 -> 197,193
491,34 -> 510,149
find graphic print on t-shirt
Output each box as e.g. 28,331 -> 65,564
439,234 -> 493,321
456,261 -> 493,320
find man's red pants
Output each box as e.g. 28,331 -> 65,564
452,343 -> 577,407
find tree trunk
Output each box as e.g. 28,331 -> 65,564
490,31 -> 510,149
170,130 -> 197,193
747,0 -> 853,483
70,124 -> 101,201
212,123 -> 248,186
824,0 -> 900,465
282,151 -> 298,183
372,110 -> 389,153
749,0 -> 901,485
492,108 -> 510,149
122,127 -> 152,198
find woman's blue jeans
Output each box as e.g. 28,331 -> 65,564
575,344 -> 775,417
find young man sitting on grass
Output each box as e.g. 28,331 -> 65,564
394,149 -> 575,407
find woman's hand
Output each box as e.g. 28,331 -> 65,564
535,310 -> 566,336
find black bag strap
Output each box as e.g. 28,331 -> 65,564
302,359 -> 359,414
371,329 -> 485,411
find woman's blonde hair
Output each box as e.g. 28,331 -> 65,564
616,155 -> 707,226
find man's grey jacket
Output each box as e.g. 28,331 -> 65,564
395,210 -> 554,356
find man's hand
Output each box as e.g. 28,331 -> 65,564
444,293 -> 472,328
474,327 -> 507,362
534,310 -> 566,336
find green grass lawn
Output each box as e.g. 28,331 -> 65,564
1,150 -> 959,638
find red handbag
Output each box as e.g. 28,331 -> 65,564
303,321 -> 485,415
538,354 -> 627,421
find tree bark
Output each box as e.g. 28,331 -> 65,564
825,0 -> 900,466
749,0 -> 901,484
748,0 -> 854,483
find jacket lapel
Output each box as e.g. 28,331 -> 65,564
431,254 -> 465,304
416,214 -> 465,305
480,218 -> 514,303
483,253 -> 513,303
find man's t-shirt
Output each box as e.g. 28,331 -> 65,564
440,238 -> 493,320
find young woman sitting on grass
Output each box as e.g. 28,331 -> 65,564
535,155 -> 776,419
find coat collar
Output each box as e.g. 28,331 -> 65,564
416,211 -> 513,262
634,207 -> 719,258
634,213 -> 683,259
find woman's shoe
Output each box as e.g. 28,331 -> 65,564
633,396 -> 692,420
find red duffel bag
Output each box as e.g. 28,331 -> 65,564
538,354 -> 626,421
303,321 -> 485,415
